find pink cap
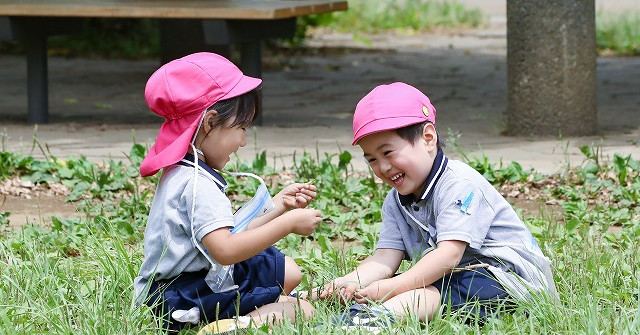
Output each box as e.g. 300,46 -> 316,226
352,82 -> 436,145
140,52 -> 262,177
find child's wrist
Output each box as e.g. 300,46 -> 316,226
272,194 -> 286,210
277,199 -> 291,212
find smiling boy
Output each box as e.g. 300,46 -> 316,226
320,82 -> 557,322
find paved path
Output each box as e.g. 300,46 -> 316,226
1,1 -> 639,174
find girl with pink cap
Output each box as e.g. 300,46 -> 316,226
133,52 -> 321,332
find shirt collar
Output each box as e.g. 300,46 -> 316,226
398,149 -> 448,206
178,153 -> 227,191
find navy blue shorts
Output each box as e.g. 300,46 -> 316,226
432,267 -> 511,317
146,246 -> 285,331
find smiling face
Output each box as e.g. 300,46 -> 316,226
358,124 -> 438,198
194,110 -> 248,170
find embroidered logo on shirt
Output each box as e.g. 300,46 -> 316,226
455,191 -> 474,215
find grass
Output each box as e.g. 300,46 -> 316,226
302,0 -> 484,34
597,12 -> 640,56
0,143 -> 639,334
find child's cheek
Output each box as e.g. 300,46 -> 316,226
372,169 -> 388,183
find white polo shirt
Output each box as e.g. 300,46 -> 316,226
134,154 -> 234,300
377,150 -> 557,299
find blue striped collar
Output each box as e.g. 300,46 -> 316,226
177,153 -> 227,191
398,149 -> 448,206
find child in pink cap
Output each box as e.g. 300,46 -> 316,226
319,82 -> 556,329
134,52 -> 321,332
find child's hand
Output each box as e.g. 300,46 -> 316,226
319,277 -> 361,304
284,208 -> 322,236
353,279 -> 395,304
278,182 -> 317,210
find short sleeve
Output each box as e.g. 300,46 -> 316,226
376,192 -> 407,251
183,173 -> 235,242
433,180 -> 493,249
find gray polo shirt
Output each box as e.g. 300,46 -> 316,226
134,154 -> 234,300
378,150 -> 557,299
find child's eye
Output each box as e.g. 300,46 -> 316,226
383,150 -> 393,156
367,158 -> 376,163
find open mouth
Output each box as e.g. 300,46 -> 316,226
390,172 -> 404,186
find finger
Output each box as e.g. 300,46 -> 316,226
323,284 -> 334,297
299,191 -> 315,200
344,289 -> 356,303
299,184 -> 316,192
295,194 -> 309,204
300,187 -> 317,195
300,192 -> 316,201
338,288 -> 348,303
303,183 -> 317,191
319,289 -> 328,299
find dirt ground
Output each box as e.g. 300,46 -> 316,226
1,0 -> 639,228
0,174 -> 562,232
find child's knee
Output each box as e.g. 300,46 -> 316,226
283,256 -> 302,293
297,299 -> 314,318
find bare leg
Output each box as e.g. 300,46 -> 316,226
381,286 -> 441,321
245,295 -> 314,325
283,256 -> 302,295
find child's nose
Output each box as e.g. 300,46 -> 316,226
379,159 -> 392,172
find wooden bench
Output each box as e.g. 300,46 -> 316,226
0,0 -> 348,124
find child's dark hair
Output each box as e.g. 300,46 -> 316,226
206,86 -> 261,129
395,121 -> 444,151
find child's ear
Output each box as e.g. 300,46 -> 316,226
203,109 -> 218,131
421,123 -> 438,148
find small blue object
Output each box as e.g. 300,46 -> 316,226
330,303 -> 395,332
459,191 -> 474,215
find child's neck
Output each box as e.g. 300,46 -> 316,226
187,147 -> 206,162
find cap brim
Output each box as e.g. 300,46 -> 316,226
224,75 -> 262,101
140,112 -> 202,177
352,116 -> 426,145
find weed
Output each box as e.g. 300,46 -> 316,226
597,12 -> 640,56
307,0 -> 484,34
1,144 -> 639,333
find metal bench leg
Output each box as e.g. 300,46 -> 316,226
240,41 -> 263,125
25,32 -> 48,124
159,19 -> 231,64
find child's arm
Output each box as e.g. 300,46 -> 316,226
319,248 -> 404,303
202,207 -> 322,265
354,240 -> 467,304
246,182 -> 317,230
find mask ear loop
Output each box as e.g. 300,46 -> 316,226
189,109 -> 218,267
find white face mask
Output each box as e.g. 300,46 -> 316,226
226,172 -> 276,233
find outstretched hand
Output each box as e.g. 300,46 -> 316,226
278,182 -> 317,210
319,276 -> 362,305
354,279 -> 396,304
